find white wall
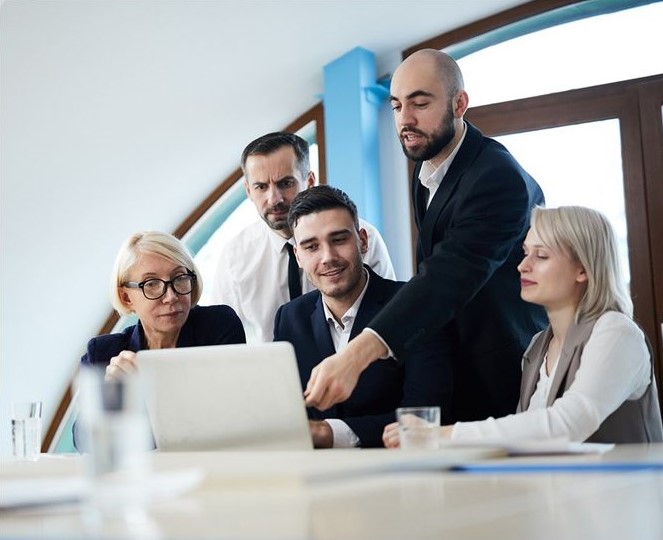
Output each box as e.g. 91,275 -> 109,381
0,1 -> 312,454
377,50 -> 415,281
0,1 -> 410,455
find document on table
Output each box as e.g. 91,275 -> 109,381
0,477 -> 86,510
0,470 -> 204,510
440,438 -> 615,456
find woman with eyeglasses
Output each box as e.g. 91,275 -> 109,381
384,206 -> 662,445
81,230 -> 245,380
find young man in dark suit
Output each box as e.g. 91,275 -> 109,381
304,49 -> 548,424
273,185 -> 449,448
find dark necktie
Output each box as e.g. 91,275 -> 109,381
285,242 -> 302,300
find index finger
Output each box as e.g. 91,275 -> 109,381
304,372 -> 335,411
303,366 -> 318,399
304,375 -> 325,408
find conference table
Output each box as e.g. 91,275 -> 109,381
1,444 -> 662,539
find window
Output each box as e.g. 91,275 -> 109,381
457,2 -> 663,107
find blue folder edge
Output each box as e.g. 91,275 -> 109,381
451,461 -> 663,474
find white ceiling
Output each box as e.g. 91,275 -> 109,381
199,0 -> 529,173
87,0 -> 528,185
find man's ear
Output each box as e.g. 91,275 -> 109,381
358,228 -> 369,255
454,90 -> 469,118
306,171 -> 316,189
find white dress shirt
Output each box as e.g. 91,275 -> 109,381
204,218 -> 395,343
418,123 -> 467,208
322,269 -> 371,448
450,312 -> 651,442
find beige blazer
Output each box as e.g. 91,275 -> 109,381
517,316 -> 663,443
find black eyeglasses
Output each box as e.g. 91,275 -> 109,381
122,271 -> 196,300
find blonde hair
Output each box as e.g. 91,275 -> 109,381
530,206 -> 632,321
109,231 -> 202,315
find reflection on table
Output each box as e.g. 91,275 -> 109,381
1,445 -> 662,540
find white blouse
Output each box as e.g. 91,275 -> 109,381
527,352 -> 561,411
450,312 -> 651,442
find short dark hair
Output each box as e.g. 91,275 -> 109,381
240,132 -> 310,179
288,185 -> 359,233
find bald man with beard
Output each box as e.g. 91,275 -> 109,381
304,49 -> 548,424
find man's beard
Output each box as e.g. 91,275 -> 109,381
400,102 -> 456,162
261,202 -> 290,232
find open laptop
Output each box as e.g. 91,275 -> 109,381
136,342 -> 313,451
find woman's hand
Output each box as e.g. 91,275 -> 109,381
104,350 -> 138,381
383,422 -> 454,448
382,421 -> 400,449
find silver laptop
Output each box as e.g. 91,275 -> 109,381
136,342 -> 313,451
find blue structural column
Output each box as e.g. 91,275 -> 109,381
323,47 -> 386,231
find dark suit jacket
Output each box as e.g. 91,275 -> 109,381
370,121 -> 548,422
74,304 -> 246,450
81,304 -> 246,368
274,267 -> 451,448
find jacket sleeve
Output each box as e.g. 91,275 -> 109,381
341,336 -> 451,447
212,305 -> 246,345
369,159 -> 536,358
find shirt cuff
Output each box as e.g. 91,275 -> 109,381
363,328 -> 395,360
325,419 -> 360,448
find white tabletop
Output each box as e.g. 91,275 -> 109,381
1,444 -> 661,540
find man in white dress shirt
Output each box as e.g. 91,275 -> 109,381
206,132 -> 395,342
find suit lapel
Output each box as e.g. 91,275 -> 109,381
310,294 -> 339,417
546,319 -> 594,407
411,162 -> 427,228
519,327 -> 551,411
311,294 -> 336,359
350,267 -> 387,341
417,122 -> 484,258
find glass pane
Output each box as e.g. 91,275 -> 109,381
458,3 -> 663,107
495,120 -> 631,287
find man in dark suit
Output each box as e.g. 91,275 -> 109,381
304,49 -> 548,424
274,185 -> 449,448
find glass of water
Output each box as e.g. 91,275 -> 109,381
76,367 -> 152,518
396,406 -> 440,450
11,401 -> 43,460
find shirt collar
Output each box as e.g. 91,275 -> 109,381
262,220 -> 293,253
322,268 -> 370,330
419,121 -> 467,190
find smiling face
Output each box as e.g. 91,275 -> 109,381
119,252 -> 192,348
518,227 -> 588,313
244,146 -> 314,238
389,52 -> 467,165
293,208 -> 368,310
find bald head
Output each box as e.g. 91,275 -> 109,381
397,49 -> 464,98
390,49 -> 469,164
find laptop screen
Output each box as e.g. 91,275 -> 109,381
136,342 -> 313,451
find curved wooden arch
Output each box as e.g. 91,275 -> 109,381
43,103 -> 326,451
